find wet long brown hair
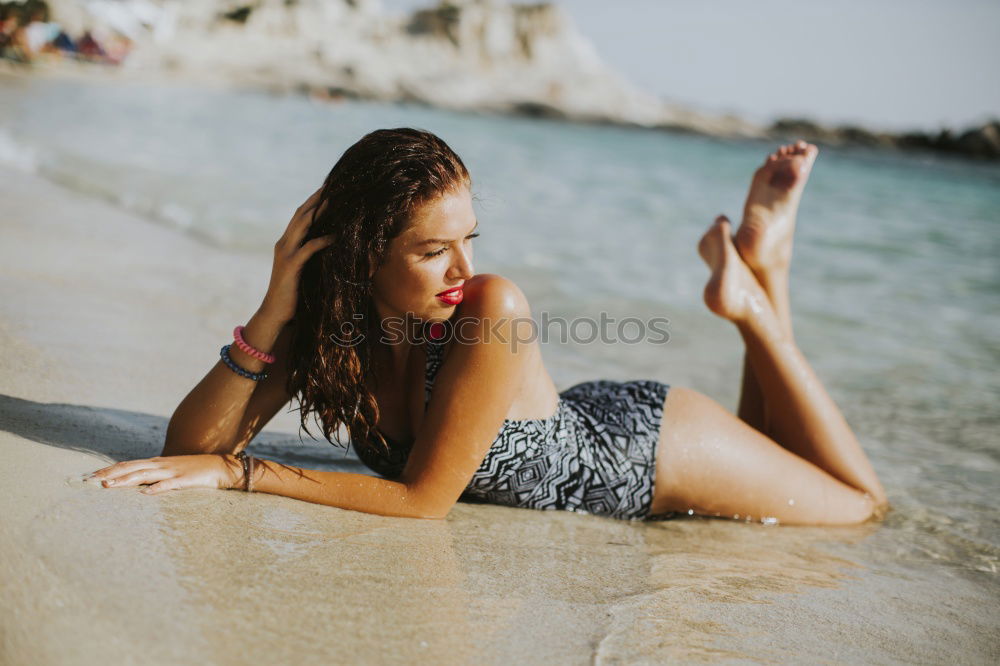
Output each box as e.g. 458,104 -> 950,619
287,128 -> 471,458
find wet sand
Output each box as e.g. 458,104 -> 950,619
1,165 -> 997,664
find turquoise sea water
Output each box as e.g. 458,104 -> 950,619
1,76 -> 998,585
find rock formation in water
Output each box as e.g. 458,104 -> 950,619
770,118 -> 1000,160
39,0 -> 762,136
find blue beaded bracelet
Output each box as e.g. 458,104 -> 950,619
220,344 -> 269,381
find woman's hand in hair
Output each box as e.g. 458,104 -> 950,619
261,184 -> 334,324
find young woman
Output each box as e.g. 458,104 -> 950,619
88,128 -> 889,525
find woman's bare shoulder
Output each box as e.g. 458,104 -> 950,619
458,273 -> 531,318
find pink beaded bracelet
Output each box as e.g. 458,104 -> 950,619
233,325 -> 276,364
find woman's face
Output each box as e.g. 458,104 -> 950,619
371,185 -> 478,326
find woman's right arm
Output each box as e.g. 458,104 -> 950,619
161,184 -> 334,456
161,306 -> 294,457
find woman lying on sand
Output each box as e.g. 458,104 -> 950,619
88,129 -> 889,525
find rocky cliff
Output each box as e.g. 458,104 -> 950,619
40,0 -> 761,136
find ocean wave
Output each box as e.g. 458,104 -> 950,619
0,127 -> 268,253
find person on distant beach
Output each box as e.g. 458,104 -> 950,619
75,30 -> 105,61
0,3 -> 28,62
89,129 -> 889,526
17,1 -> 60,60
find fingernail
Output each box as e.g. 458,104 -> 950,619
103,479 -> 114,486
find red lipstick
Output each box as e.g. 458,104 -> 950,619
436,286 -> 463,305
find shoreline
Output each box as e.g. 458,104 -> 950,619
5,56 -> 996,163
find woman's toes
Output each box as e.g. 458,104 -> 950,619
714,214 -> 733,239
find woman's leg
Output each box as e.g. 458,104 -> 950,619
650,386 -> 876,525
733,141 -> 813,434
726,141 -> 887,506
649,216 -> 888,524
736,332 -> 769,432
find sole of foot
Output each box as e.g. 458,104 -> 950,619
733,140 -> 819,280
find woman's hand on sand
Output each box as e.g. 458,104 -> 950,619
86,454 -> 242,494
260,184 -> 336,324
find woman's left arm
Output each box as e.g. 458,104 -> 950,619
87,454 -> 436,519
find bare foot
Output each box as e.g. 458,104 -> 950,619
698,215 -> 774,324
734,140 -> 819,277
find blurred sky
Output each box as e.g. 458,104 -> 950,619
381,0 -> 1000,132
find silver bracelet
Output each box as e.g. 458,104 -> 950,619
235,451 -> 251,492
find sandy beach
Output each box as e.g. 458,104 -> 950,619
2,159 -> 998,664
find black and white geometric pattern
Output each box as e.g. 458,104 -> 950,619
355,340 -> 677,521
